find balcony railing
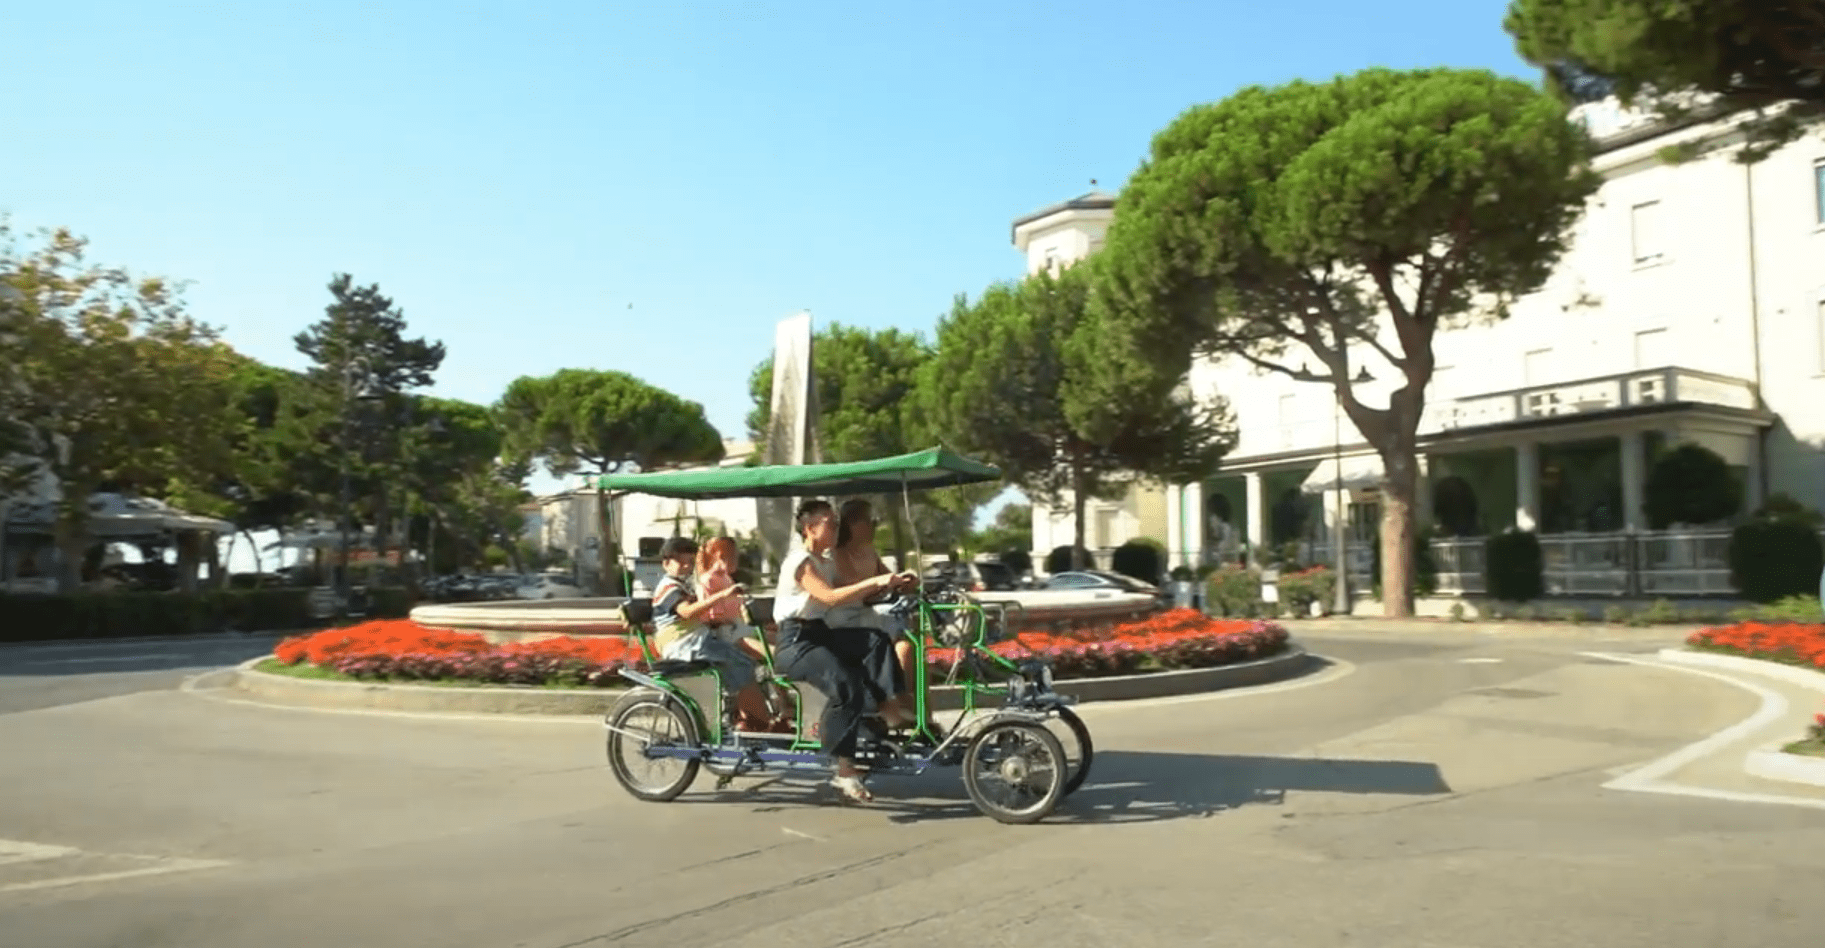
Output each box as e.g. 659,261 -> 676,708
1421,367 -> 1758,437
1258,367 -> 1759,456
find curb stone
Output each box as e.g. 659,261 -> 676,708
227,645 -> 1320,717
1656,648 -> 1825,789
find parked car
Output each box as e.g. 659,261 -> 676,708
1042,569 -> 1172,607
515,572 -> 586,600
921,559 -> 1019,594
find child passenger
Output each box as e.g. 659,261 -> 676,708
651,536 -> 771,731
694,536 -> 771,662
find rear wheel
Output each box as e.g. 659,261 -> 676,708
606,690 -> 701,802
962,719 -> 1067,825
1048,706 -> 1094,797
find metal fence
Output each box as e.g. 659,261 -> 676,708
1428,527 -> 1804,598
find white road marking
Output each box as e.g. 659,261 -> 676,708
781,827 -> 826,842
0,858 -> 232,895
1459,657 -> 1504,664
0,840 -> 79,866
0,839 -> 231,895
1580,651 -> 1825,811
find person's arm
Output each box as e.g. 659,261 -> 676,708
675,582 -> 742,622
796,556 -> 893,607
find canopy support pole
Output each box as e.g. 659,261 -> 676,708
901,473 -> 919,571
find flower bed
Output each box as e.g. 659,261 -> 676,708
1685,621 -> 1825,673
1685,621 -> 1825,758
268,609 -> 1289,688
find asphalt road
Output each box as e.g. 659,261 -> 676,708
0,634 -> 284,715
1,628 -> 1823,948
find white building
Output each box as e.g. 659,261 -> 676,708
1020,99 -> 1825,601
528,439 -> 763,586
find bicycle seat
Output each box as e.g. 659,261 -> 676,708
621,597 -> 654,627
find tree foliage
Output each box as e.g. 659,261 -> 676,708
745,322 -> 994,557
925,262 -> 1235,568
495,369 -> 722,591
1505,0 -> 1825,162
1096,67 -> 1599,615
0,219 -> 239,590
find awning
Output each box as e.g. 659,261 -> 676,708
1301,454 -> 1385,494
3,493 -> 234,536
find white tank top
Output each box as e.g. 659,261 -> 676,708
774,547 -> 835,621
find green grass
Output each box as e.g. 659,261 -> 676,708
1780,739 -> 1825,758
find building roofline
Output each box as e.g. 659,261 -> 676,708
1010,190 -> 1117,243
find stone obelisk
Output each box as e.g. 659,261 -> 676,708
756,312 -> 818,569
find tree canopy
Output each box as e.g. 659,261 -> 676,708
1506,0 -> 1825,162
1096,67 -> 1599,614
495,368 -> 722,591
926,262 -> 1234,567
0,220 -> 239,590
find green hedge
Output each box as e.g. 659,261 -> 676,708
1485,530 -> 1544,602
1728,519 -> 1825,604
0,587 -> 414,643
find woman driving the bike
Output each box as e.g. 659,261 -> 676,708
772,498 -> 919,802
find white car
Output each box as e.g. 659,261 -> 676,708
515,572 -> 585,600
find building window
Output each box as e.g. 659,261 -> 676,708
1524,348 -> 1552,386
1815,160 -> 1825,226
1043,247 -> 1061,272
1630,200 -> 1664,264
1633,328 -> 1669,369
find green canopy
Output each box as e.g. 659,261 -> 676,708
596,446 -> 1001,499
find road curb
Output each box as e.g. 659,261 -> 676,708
228,645 -> 1320,717
1655,648 -> 1825,789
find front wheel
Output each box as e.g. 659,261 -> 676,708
1049,706 -> 1093,797
962,719 -> 1067,825
606,690 -> 701,802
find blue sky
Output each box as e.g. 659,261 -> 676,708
2,1 -> 1535,503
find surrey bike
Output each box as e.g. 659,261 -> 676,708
596,447 -> 1093,825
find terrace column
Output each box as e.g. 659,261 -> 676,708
1182,481 -> 1206,569
1244,472 -> 1265,568
1516,441 -> 1541,532
1166,485 -> 1186,570
1620,430 -> 1647,532
1415,454 -> 1434,532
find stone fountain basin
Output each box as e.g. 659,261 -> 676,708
409,589 -> 1165,644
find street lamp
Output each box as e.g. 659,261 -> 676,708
1296,362 -> 1374,615
336,362 -> 382,615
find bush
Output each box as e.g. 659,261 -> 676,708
1111,538 -> 1165,585
1204,564 -> 1263,618
1485,530 -> 1543,602
1728,519 -> 1825,603
0,587 -> 414,643
1277,566 -> 1336,615
1046,545 -> 1090,574
1727,595 -> 1824,623
1643,443 -> 1743,528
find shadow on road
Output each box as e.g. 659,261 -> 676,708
688,749 -> 1451,825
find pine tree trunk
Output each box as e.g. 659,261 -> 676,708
1071,461 -> 1089,571
1378,417 -> 1422,619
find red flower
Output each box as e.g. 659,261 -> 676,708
1686,621 -> 1825,672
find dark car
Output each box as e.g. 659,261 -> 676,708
1043,569 -> 1172,606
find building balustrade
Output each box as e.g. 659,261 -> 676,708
1264,367 -> 1760,452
